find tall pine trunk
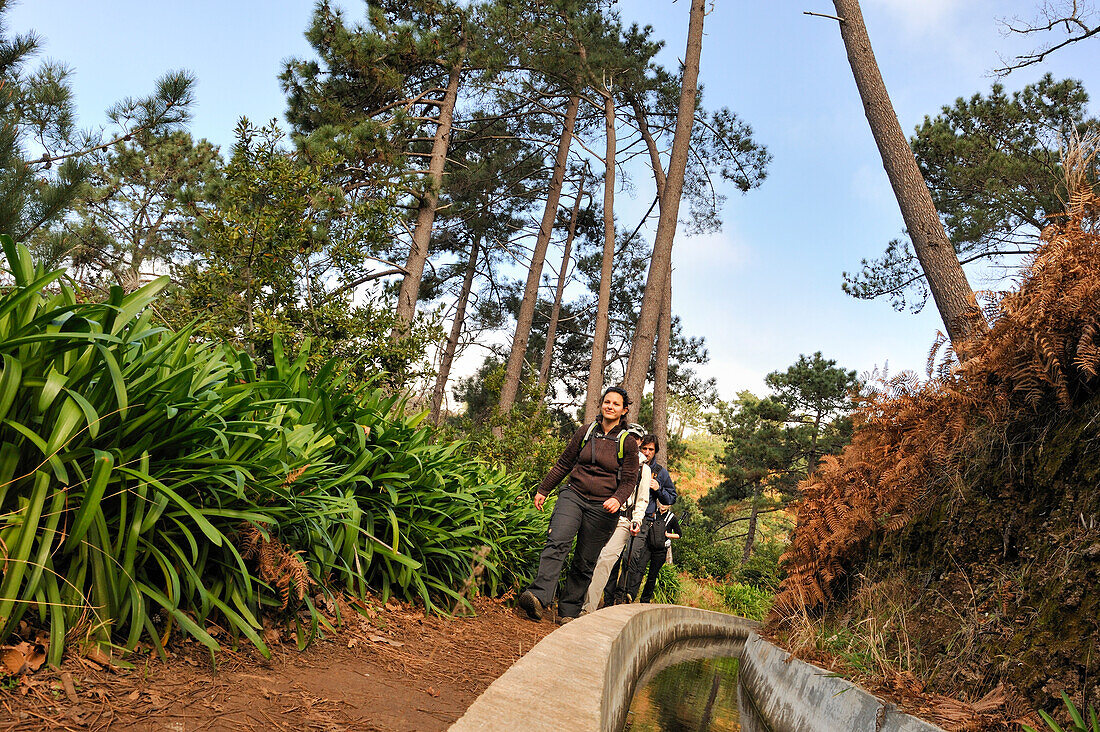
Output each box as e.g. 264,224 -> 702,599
742,482 -> 761,565
584,92 -> 618,421
808,411 -> 823,476
497,94 -> 580,415
392,36 -> 466,335
621,0 -> 705,420
430,234 -> 480,424
831,0 -> 986,348
631,93 -> 672,445
653,275 -> 672,445
538,181 -> 585,398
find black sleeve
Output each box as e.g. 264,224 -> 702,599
666,514 -> 682,535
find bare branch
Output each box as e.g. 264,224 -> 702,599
803,10 -> 845,22
995,1 -> 1100,74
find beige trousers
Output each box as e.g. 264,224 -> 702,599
582,520 -> 634,614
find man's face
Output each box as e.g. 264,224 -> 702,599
641,443 -> 656,463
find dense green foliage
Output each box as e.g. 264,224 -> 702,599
445,356 -> 568,480
671,495 -> 788,588
678,354 -> 853,581
0,237 -> 545,660
650,563 -> 681,604
708,353 -> 856,507
716,582 -> 772,621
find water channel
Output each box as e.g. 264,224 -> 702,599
623,655 -> 742,731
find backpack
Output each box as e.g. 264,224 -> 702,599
645,512 -> 668,551
578,420 -> 646,483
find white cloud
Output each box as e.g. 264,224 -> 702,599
674,228 -> 752,273
867,0 -> 962,32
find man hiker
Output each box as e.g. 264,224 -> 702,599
635,500 -> 681,603
608,434 -> 676,605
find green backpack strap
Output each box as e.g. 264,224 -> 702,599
615,427 -> 644,486
579,421 -> 599,451
581,423 -> 639,493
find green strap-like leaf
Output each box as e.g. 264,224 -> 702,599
0,353 -> 23,423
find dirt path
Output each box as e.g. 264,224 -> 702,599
0,597 -> 554,731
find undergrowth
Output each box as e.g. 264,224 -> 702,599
0,236 -> 546,663
772,139 -> 1100,728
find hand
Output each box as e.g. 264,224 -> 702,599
650,478 -> 660,492
630,521 -> 641,536
603,497 -> 621,513
534,492 -> 547,511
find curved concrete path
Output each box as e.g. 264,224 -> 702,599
450,603 -> 944,732
450,604 -> 755,732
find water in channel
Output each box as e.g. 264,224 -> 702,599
623,656 -> 741,731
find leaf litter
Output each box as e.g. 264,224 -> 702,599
0,595 -> 552,731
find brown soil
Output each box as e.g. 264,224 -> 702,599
0,596 -> 554,731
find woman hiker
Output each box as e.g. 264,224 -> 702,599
607,434 -> 677,606
518,386 -> 640,625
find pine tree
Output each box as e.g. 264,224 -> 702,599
844,75 -> 1098,312
282,0 -> 470,334
830,0 -> 987,348
0,7 -> 193,248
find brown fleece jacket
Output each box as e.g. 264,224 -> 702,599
536,421 -> 640,505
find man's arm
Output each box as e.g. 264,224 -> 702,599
655,465 -> 677,505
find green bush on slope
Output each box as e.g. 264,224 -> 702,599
0,235 -> 544,663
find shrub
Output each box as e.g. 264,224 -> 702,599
718,582 -> 772,621
0,236 -> 545,662
669,496 -> 744,581
651,564 -> 681,604
736,536 -> 784,590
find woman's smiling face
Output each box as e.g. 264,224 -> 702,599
601,391 -> 626,422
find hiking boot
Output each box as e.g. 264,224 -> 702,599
556,615 -> 575,626
518,590 -> 543,621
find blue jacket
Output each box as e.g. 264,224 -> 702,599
645,462 -> 677,515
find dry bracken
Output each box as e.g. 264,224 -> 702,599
238,524 -> 312,611
775,179 -> 1100,617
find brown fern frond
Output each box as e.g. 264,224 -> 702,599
777,174 -> 1100,620
239,524 -> 265,560
235,524 -> 313,611
282,464 -> 311,486
927,333 -> 948,378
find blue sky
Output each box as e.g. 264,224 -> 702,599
12,0 -> 1100,400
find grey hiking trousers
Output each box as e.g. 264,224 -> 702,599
525,487 -> 618,618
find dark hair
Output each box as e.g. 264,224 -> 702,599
602,386 -> 631,409
640,434 -> 659,455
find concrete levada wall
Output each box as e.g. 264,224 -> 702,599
449,604 -> 945,732
738,633 -> 943,732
